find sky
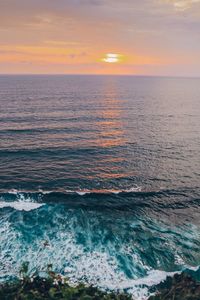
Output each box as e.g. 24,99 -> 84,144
0,0 -> 200,76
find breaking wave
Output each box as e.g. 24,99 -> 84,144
0,186 -> 199,212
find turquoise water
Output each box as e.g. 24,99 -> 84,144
0,75 -> 200,298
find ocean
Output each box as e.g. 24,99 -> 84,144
0,75 -> 200,299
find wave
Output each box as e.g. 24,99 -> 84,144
65,186 -> 142,195
0,186 -> 142,197
0,187 -> 200,299
0,186 -> 199,212
67,268 -> 180,300
0,201 -> 44,211
126,266 -> 200,299
2,185 -> 197,196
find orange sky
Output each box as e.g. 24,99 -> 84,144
0,0 -> 200,76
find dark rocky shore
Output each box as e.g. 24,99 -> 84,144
0,264 -> 200,300
149,272 -> 200,300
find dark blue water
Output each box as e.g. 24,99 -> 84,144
0,75 -> 200,298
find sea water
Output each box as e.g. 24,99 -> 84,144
0,75 -> 200,299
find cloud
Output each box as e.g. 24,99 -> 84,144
0,0 -> 200,76
165,0 -> 200,10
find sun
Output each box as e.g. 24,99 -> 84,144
102,53 -> 121,63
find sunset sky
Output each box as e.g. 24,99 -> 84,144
0,0 -> 200,76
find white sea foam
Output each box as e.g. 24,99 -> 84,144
0,201 -> 44,211
7,189 -> 51,195
103,269 -> 178,300
3,186 -> 142,197
8,189 -> 19,195
0,189 -> 198,300
38,189 -> 53,195
66,186 -> 142,196
76,191 -> 89,196
0,206 -> 199,299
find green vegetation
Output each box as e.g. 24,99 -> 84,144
1,263 -> 200,300
0,263 -> 131,300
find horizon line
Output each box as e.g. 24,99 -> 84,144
0,74 -> 200,79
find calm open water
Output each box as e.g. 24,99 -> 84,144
0,75 -> 200,298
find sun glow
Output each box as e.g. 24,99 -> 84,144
102,53 -> 121,63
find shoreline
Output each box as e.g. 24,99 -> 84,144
1,266 -> 200,300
